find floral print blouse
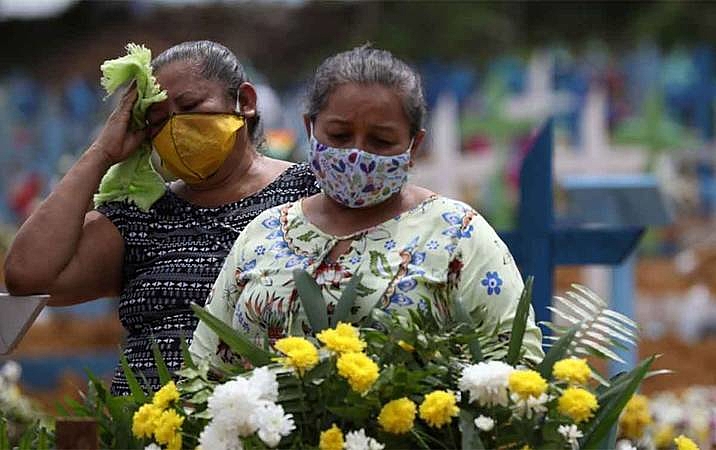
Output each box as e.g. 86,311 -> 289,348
190,196 -> 544,365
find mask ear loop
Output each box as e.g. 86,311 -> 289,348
235,95 -> 244,118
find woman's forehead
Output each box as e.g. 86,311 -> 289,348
320,83 -> 408,126
155,60 -> 220,96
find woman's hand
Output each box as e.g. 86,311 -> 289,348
90,85 -> 147,165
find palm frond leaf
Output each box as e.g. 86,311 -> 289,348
546,284 -> 639,364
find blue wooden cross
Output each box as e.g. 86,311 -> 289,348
498,119 -> 645,329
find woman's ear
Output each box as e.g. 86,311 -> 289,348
409,129 -> 426,167
237,82 -> 258,118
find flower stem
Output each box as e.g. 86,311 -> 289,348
447,422 -> 458,449
297,374 -> 308,441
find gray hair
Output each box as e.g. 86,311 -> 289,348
306,46 -> 427,137
152,40 -> 264,146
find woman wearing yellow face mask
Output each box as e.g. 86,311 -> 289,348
3,41 -> 319,395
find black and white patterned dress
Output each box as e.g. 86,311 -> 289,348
96,163 -> 319,395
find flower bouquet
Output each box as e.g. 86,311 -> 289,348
119,271 -> 695,450
0,361 -> 52,449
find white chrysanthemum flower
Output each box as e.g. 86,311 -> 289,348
615,439 -> 637,450
474,415 -> 495,432
254,403 -> 295,448
558,424 -> 584,450
1,361 -> 21,384
458,361 -> 514,407
144,444 -> 162,450
344,429 -> 385,450
511,392 -> 549,419
199,422 -> 244,450
650,394 -> 683,425
248,367 -> 279,402
208,377 -> 262,436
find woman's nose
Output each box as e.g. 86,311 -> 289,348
352,135 -> 368,150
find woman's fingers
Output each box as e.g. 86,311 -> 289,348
126,128 -> 147,152
119,86 -> 138,114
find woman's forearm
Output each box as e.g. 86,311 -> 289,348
4,146 -> 113,294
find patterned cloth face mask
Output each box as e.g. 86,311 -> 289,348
308,124 -> 413,208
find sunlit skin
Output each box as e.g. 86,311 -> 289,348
147,59 -> 290,205
302,82 -> 431,260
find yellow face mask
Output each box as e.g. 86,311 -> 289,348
151,113 -> 245,185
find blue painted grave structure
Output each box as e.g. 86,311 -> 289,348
497,120 -> 659,348
561,174 -> 672,373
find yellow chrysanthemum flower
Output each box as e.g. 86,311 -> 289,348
154,409 -> 185,445
378,397 -> 417,434
619,394 -> 652,440
317,322 -> 366,354
167,433 -> 182,450
319,424 -> 344,450
152,380 -> 180,410
654,425 -> 675,448
674,435 -> 700,450
419,390 -> 459,428
274,336 -> 319,374
336,352 -> 380,393
508,370 -> 548,400
553,358 -> 592,385
397,340 -> 415,352
132,403 -> 162,438
558,387 -> 599,423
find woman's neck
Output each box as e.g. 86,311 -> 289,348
304,185 -> 433,237
171,146 -> 263,207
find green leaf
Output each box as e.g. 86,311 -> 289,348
0,417 -> 9,450
191,302 -> 273,366
180,336 -> 197,370
63,397 -> 88,415
326,404 -> 372,422
581,356 -> 655,449
36,426 -> 49,450
460,410 -> 486,449
18,427 -> 32,450
119,351 -> 147,403
452,296 -> 474,325
332,273 -> 362,326
54,400 -> 70,416
506,277 -> 533,365
151,339 -> 172,387
293,268 -> 328,332
538,323 -> 580,379
453,298 -> 483,362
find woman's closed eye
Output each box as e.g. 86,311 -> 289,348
178,99 -> 202,111
372,137 -> 396,147
327,133 -> 351,144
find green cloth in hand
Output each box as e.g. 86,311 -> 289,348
93,43 -> 168,212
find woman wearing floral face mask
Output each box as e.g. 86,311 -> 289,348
4,41 -> 319,395
190,46 -> 543,364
